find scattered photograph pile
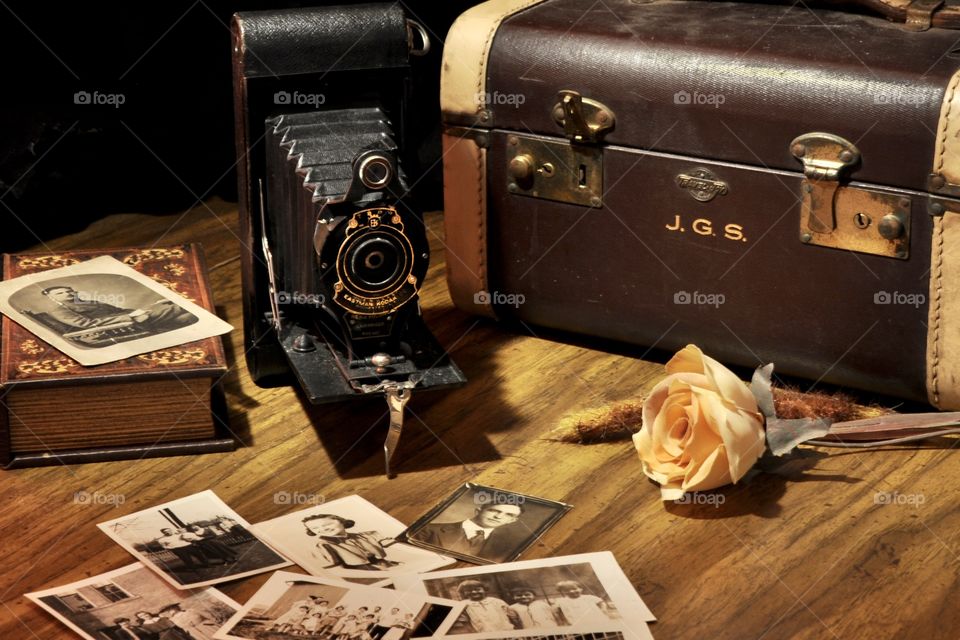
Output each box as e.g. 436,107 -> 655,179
27,486 -> 657,639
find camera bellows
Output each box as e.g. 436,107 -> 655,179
267,108 -> 402,204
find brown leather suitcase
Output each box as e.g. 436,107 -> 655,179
440,0 -> 960,408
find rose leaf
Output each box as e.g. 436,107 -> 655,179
766,417 -> 832,456
751,363 -> 777,419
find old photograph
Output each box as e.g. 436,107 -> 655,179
440,633 -> 631,640
391,552 -> 654,639
401,484 -> 572,564
26,562 -> 239,640
0,255 -> 232,365
214,570 -> 464,640
98,490 -> 291,589
253,495 -> 454,582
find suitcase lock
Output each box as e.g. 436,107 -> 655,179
505,91 -> 613,208
791,132 -> 911,260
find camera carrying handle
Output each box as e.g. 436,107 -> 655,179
234,5 -> 411,79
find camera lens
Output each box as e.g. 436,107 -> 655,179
349,235 -> 403,289
324,206 -> 423,316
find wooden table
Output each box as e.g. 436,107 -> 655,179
1,199 -> 957,640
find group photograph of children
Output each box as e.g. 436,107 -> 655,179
393,552 -> 656,637
216,572 -> 461,640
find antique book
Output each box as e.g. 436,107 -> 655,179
0,245 -> 234,468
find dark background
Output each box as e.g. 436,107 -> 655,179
0,1 -> 475,252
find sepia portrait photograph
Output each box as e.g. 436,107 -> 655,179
26,562 -> 239,640
392,552 -> 655,640
0,255 -> 232,365
401,484 -> 572,565
214,570 -> 464,640
436,633 -> 632,640
97,490 -> 291,589
253,495 -> 454,582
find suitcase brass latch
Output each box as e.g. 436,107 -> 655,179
792,132 -> 859,234
791,132 -> 910,260
551,90 -> 615,143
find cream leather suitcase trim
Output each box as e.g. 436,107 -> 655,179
441,0 -> 547,316
440,0 -> 547,119
927,212 -> 960,409
442,132 -> 492,316
934,69 -> 960,187
929,68 -> 960,408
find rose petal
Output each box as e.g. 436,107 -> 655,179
682,445 -> 733,492
664,344 -> 707,376
659,395 -> 692,458
659,483 -> 686,501
700,351 -> 759,414
634,429 -> 676,484
727,411 -> 766,482
635,438 -> 685,487
641,378 -> 672,432
695,388 -> 764,481
677,405 -> 724,470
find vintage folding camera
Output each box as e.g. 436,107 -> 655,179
231,4 -> 465,470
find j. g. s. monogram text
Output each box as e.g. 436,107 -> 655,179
665,215 -> 746,242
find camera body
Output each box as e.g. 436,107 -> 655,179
232,5 -> 465,403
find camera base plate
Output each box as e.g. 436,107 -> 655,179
279,324 -> 466,405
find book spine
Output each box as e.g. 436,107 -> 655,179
190,243 -> 229,365
0,387 -> 10,466
0,254 -> 9,464
1,438 -> 237,469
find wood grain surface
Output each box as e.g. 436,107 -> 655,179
1,199 -> 958,640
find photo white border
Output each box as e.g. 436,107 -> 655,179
253,494 -> 455,580
25,562 -> 241,640
391,551 -> 655,640
0,255 -> 232,365
97,490 -> 292,589
213,570 -> 466,640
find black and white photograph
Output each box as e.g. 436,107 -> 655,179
392,552 -> 655,640
213,570 -> 464,640
0,255 -> 232,365
450,633 -> 630,640
253,495 -> 454,583
401,484 -> 572,565
25,562 -> 240,640
97,490 -> 292,589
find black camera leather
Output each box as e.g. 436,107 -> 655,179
234,4 -> 409,78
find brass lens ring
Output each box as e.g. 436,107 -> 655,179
358,154 -> 393,190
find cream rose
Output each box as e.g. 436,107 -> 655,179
633,345 -> 766,500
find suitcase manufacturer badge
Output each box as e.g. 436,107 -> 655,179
675,168 -> 730,202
